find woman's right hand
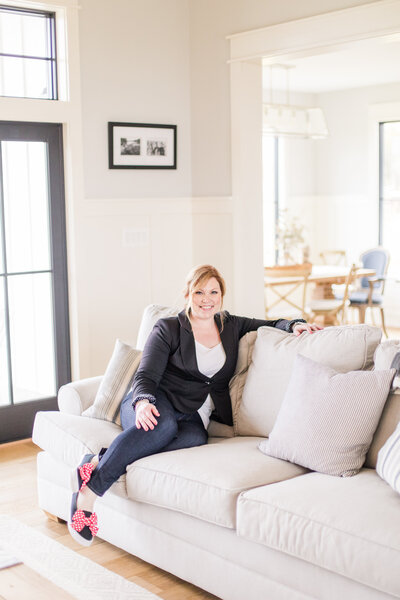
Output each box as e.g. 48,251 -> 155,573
135,400 -> 160,431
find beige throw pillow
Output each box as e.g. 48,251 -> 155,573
236,324 -> 382,436
259,354 -> 395,477
83,340 -> 142,425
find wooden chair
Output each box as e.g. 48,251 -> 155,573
307,263 -> 357,326
264,263 -> 312,320
319,250 -> 347,265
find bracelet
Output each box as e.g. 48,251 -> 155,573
132,394 -> 157,410
286,319 -> 307,332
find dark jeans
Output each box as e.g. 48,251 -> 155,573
86,390 -> 208,497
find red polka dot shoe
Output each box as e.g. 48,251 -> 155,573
72,453 -> 96,493
68,491 -> 98,546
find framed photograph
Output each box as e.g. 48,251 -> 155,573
108,122 -> 177,169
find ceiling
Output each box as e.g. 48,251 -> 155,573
262,35 -> 400,95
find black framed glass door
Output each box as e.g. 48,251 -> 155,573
0,121 -> 70,443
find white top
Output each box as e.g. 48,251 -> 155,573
195,341 -> 226,429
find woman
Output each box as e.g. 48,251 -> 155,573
68,265 -> 321,545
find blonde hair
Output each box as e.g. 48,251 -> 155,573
183,264 -> 226,323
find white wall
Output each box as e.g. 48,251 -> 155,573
79,0 -> 192,199
275,82 -> 400,325
76,0 -> 386,375
75,0 -> 194,375
313,82 -> 400,261
188,0 -> 378,197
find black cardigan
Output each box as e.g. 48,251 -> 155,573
131,311 -> 294,426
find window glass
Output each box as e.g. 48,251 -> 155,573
0,10 -> 50,57
2,141 -> 51,273
8,272 -> 56,403
0,55 -> 53,99
0,7 -> 56,100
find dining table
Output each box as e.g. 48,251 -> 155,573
264,264 -> 377,325
264,264 -> 376,300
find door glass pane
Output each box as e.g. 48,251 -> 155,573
0,278 -> 10,406
0,11 -> 50,58
8,273 -> 56,403
2,141 -> 51,273
0,55 -> 53,100
381,122 -> 400,276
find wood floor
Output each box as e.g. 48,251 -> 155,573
0,440 -> 220,600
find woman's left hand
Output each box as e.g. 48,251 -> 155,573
292,322 -> 323,336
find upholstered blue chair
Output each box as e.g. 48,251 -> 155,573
348,247 -> 390,337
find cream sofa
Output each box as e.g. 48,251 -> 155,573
32,309 -> 400,600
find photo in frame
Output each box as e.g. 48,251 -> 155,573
108,122 -> 177,169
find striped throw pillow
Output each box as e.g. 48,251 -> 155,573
376,421 -> 400,493
82,340 -> 142,425
259,354 -> 395,477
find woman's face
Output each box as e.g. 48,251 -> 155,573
189,276 -> 222,321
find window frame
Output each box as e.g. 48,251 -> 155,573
0,120 -> 70,443
0,4 -> 58,100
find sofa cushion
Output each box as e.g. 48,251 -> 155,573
136,304 -> 180,350
82,340 -> 142,425
236,324 -> 382,436
230,331 -> 257,427
376,419 -> 400,494
259,354 -> 394,477
365,389 -> 400,468
237,470 -> 400,598
33,411 -> 122,467
126,437 -> 307,529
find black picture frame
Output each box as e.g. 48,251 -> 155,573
108,122 -> 177,169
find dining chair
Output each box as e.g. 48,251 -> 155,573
319,250 -> 347,265
347,247 -> 390,337
264,264 -> 312,320
307,264 -> 357,326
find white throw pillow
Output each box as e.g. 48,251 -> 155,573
82,340 -> 142,425
374,339 -> 400,371
376,420 -> 400,493
236,324 -> 382,436
259,354 -> 395,477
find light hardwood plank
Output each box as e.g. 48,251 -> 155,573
0,564 -> 75,600
0,440 -> 220,600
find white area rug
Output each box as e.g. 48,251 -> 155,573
0,546 -> 21,569
0,515 -> 161,600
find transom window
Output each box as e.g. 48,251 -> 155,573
0,5 -> 57,100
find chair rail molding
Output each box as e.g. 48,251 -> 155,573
228,0 -> 400,318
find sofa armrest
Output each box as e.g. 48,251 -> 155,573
58,376 -> 103,415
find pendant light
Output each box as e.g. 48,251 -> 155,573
263,64 -> 329,139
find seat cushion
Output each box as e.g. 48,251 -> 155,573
126,437 -> 307,529
237,469 -> 400,598
33,413 -> 306,528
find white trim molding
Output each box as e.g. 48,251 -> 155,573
227,0 -> 400,63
